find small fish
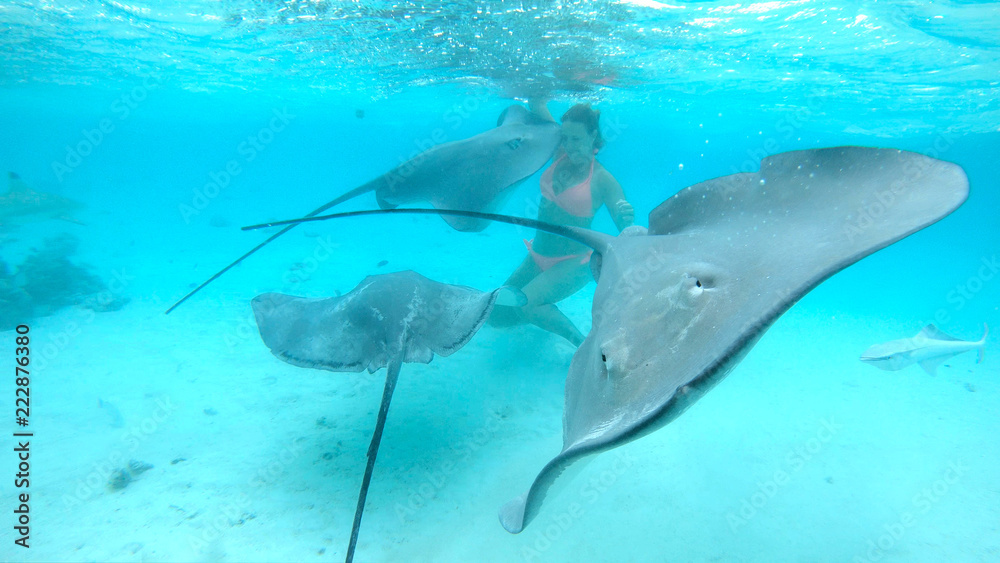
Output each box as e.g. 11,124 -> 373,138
860,323 -> 988,375
376,260 -> 388,268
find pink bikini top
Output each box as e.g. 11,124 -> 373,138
540,155 -> 595,218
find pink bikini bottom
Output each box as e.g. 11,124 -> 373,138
523,239 -> 593,272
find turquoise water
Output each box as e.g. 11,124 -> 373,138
1,1 -> 998,562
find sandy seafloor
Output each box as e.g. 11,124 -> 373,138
1,91 -> 999,562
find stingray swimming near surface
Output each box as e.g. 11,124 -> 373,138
245,146 -> 969,533
166,105 -> 559,313
250,270 -> 525,562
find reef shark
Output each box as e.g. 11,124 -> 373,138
861,323 -> 988,375
244,146 -> 969,534
0,172 -> 83,229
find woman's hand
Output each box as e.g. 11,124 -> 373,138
615,199 -> 635,227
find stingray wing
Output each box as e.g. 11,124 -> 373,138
500,146 -> 970,533
374,107 -> 560,232
251,292 -> 380,372
406,277 -> 517,358
252,271 -> 520,374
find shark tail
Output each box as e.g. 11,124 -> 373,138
977,323 -> 988,363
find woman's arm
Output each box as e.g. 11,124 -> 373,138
598,171 -> 635,231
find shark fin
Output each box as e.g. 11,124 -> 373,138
918,324 -> 962,342
918,356 -> 949,376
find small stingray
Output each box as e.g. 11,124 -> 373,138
251,270 -> 525,562
244,146 -> 969,533
167,106 -> 559,313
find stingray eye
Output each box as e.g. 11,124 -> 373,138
599,351 -> 610,379
685,275 -> 706,298
507,137 -> 522,150
685,271 -> 717,300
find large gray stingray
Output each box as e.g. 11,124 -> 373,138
243,146 -> 969,534
251,270 -> 525,562
166,105 -> 559,313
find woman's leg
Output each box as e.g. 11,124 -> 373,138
520,258 -> 593,305
517,259 -> 594,345
489,255 -> 539,328
503,254 -> 541,288
489,254 -> 595,346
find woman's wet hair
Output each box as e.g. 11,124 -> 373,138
561,103 -> 605,150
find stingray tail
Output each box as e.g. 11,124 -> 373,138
345,356 -> 402,563
165,182 -> 376,314
242,208 -> 614,255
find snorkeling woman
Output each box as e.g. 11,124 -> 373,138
489,100 -> 635,346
